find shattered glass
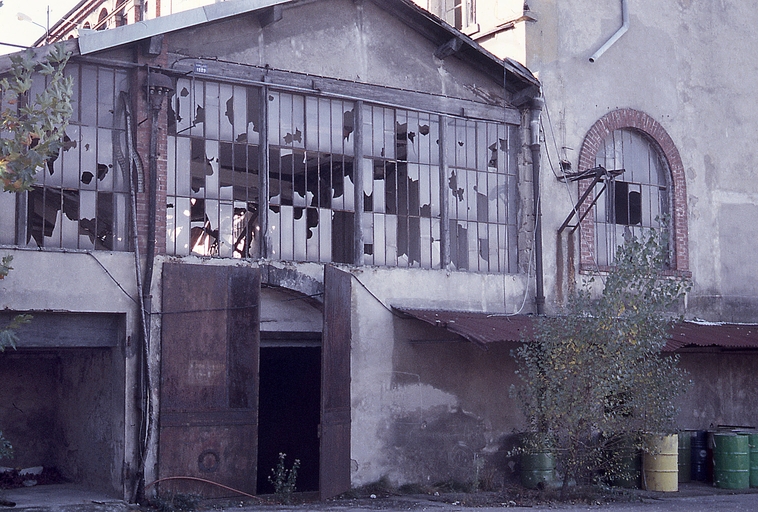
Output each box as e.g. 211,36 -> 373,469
17,64 -> 130,251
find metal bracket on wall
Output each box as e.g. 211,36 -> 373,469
557,165 -> 624,234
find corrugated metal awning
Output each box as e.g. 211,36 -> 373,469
396,308 -> 758,352
394,308 -> 534,348
666,321 -> 758,351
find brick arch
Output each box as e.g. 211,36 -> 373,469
576,108 -> 689,272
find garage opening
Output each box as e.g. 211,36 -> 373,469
0,313 -> 124,497
256,337 -> 321,494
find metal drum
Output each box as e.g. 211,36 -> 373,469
691,430 -> 708,482
521,452 -> 555,489
678,431 -> 692,483
643,434 -> 678,492
713,433 -> 749,489
749,433 -> 758,488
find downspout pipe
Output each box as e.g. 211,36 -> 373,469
530,97 -> 545,315
589,0 -> 629,62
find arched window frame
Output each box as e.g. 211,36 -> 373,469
577,109 -> 689,274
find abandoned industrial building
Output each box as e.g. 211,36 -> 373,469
2,0 -> 758,504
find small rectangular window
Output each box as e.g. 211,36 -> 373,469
445,0 -> 475,29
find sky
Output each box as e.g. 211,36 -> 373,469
0,0 -> 81,55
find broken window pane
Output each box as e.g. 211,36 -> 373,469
594,128 -> 669,265
12,64 -> 130,251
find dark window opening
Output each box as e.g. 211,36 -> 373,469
97,9 -> 108,30
613,181 -> 642,226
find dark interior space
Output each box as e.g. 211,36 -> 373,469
256,344 -> 321,494
0,348 -> 121,496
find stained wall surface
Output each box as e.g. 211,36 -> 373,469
506,0 -> 758,322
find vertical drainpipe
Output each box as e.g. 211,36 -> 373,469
530,97 -> 545,315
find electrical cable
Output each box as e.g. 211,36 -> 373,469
86,252 -> 139,305
143,476 -> 262,500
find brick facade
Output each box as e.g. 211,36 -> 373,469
132,40 -> 169,257
576,108 -> 689,273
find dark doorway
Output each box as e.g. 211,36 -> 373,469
256,343 -> 321,494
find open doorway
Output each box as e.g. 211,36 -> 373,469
256,337 -> 321,494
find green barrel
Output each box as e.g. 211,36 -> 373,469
713,433 -> 749,489
749,433 -> 758,488
678,431 -> 692,483
521,452 -> 555,489
608,437 -> 641,488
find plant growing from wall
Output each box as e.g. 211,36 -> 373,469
513,227 -> 691,497
0,45 -> 73,192
268,452 -> 300,504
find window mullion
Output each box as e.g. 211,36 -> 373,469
259,86 -> 270,258
353,101 -> 364,265
439,115 -> 450,267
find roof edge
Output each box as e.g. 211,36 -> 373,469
78,0 -> 293,55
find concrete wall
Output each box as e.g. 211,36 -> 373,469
347,265 -> 528,486
0,348 -> 123,495
677,351 -> 758,431
0,249 -> 139,497
168,0 -> 507,102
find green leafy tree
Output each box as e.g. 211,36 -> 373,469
0,45 -> 73,459
513,227 -> 691,496
1,45 -> 73,192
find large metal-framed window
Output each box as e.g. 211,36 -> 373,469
446,118 -> 519,273
267,92 -> 355,263
0,63 -> 131,251
361,105 -> 441,268
167,78 -> 261,258
165,76 -> 519,274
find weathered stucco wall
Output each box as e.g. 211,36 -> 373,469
513,0 -> 758,322
346,265 -> 528,486
168,0 -> 507,103
677,351 -> 758,430
0,249 -> 139,497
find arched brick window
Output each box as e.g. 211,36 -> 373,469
577,109 -> 689,273
97,8 -> 108,30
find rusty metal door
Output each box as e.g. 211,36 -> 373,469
160,263 -> 260,495
320,265 -> 352,499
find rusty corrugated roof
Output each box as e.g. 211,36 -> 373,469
396,308 -> 758,352
395,308 -> 534,348
666,321 -> 758,351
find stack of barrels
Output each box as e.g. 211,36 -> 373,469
684,428 -> 758,489
628,428 -> 758,491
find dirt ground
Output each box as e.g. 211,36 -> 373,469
142,480 -> 758,512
